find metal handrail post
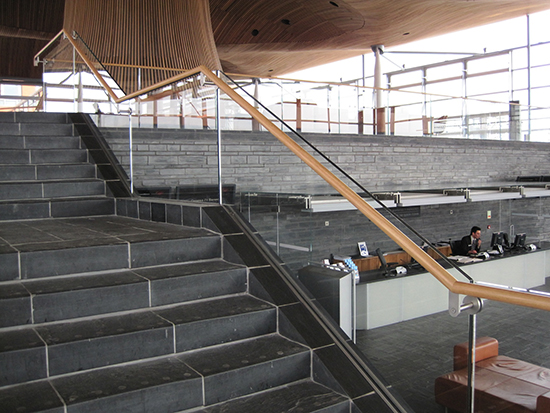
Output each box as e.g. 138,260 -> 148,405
216,71 -> 222,204
129,109 -> 134,194
467,313 -> 477,413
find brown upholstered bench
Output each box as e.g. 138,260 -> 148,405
435,337 -> 550,412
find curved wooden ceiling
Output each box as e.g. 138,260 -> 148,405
1,0 -> 549,80
211,0 -> 550,76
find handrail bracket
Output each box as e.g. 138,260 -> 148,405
449,291 -> 483,317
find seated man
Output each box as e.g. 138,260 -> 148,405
459,226 -> 482,255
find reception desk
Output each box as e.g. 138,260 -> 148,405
346,245 -> 451,272
356,247 -> 550,330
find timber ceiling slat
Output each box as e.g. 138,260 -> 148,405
1,0 -> 550,81
62,0 -> 221,95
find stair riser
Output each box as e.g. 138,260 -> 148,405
0,267 -> 247,327
0,166 -> 35,181
0,251 -> 19,281
175,309 -> 276,352
31,150 -> 88,164
31,282 -> 150,324
0,123 -> 74,137
0,297 -> 32,327
0,136 -> 81,150
20,244 -> 130,279
203,352 -> 311,405
0,165 -> 98,185
0,113 -> 69,124
0,149 -> 88,164
59,378 -> 203,413
0,347 -> 47,387
38,164 -> 97,180
0,181 -> 105,201
130,236 -> 221,268
150,268 -> 247,306
47,328 -> 175,376
1,308 -> 276,384
14,236 -> 220,279
0,198 -> 115,223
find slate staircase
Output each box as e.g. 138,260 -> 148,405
0,112 -> 406,412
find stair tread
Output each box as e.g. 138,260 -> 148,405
155,294 -> 274,326
132,259 -> 244,281
179,333 -> 308,377
0,260 -> 242,298
0,195 -> 110,204
0,355 -> 202,413
22,270 -> 146,295
11,260 -> 240,296
0,295 -> 273,349
0,164 -> 97,182
34,309 -> 173,345
0,216 -> 215,253
199,380 -> 349,413
0,178 -> 102,184
0,195 -> 110,206
0,328 -> 43,352
0,335 -> 309,412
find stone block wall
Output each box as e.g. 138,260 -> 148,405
101,127 -> 550,272
101,128 -> 550,193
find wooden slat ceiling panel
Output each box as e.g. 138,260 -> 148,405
212,0 -> 550,76
62,0 -> 221,94
1,0 -> 550,81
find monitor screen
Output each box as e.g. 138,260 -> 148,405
490,232 -> 504,248
513,233 -> 526,248
375,248 -> 387,270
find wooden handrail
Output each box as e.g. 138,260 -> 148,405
57,29 -> 205,104
199,65 -> 550,313
33,29 -> 64,66
62,30 -> 120,101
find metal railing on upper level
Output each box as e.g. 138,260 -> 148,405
31,30 -> 550,142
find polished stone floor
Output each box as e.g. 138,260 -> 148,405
356,282 -> 550,412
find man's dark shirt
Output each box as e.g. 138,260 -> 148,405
460,235 -> 480,255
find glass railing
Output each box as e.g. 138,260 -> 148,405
34,33 -> 550,143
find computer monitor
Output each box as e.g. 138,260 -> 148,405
375,248 -> 388,272
502,233 -> 510,248
490,232 -> 504,248
513,233 -> 526,249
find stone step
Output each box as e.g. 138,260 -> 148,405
0,216 -> 221,280
198,380 -> 350,413
0,334 -> 309,412
0,122 -> 74,137
0,295 -> 277,386
0,135 -> 82,150
0,164 -> 97,182
0,112 -> 70,124
0,197 -> 115,223
0,179 -> 106,201
0,259 -> 247,327
0,148 -> 88,164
